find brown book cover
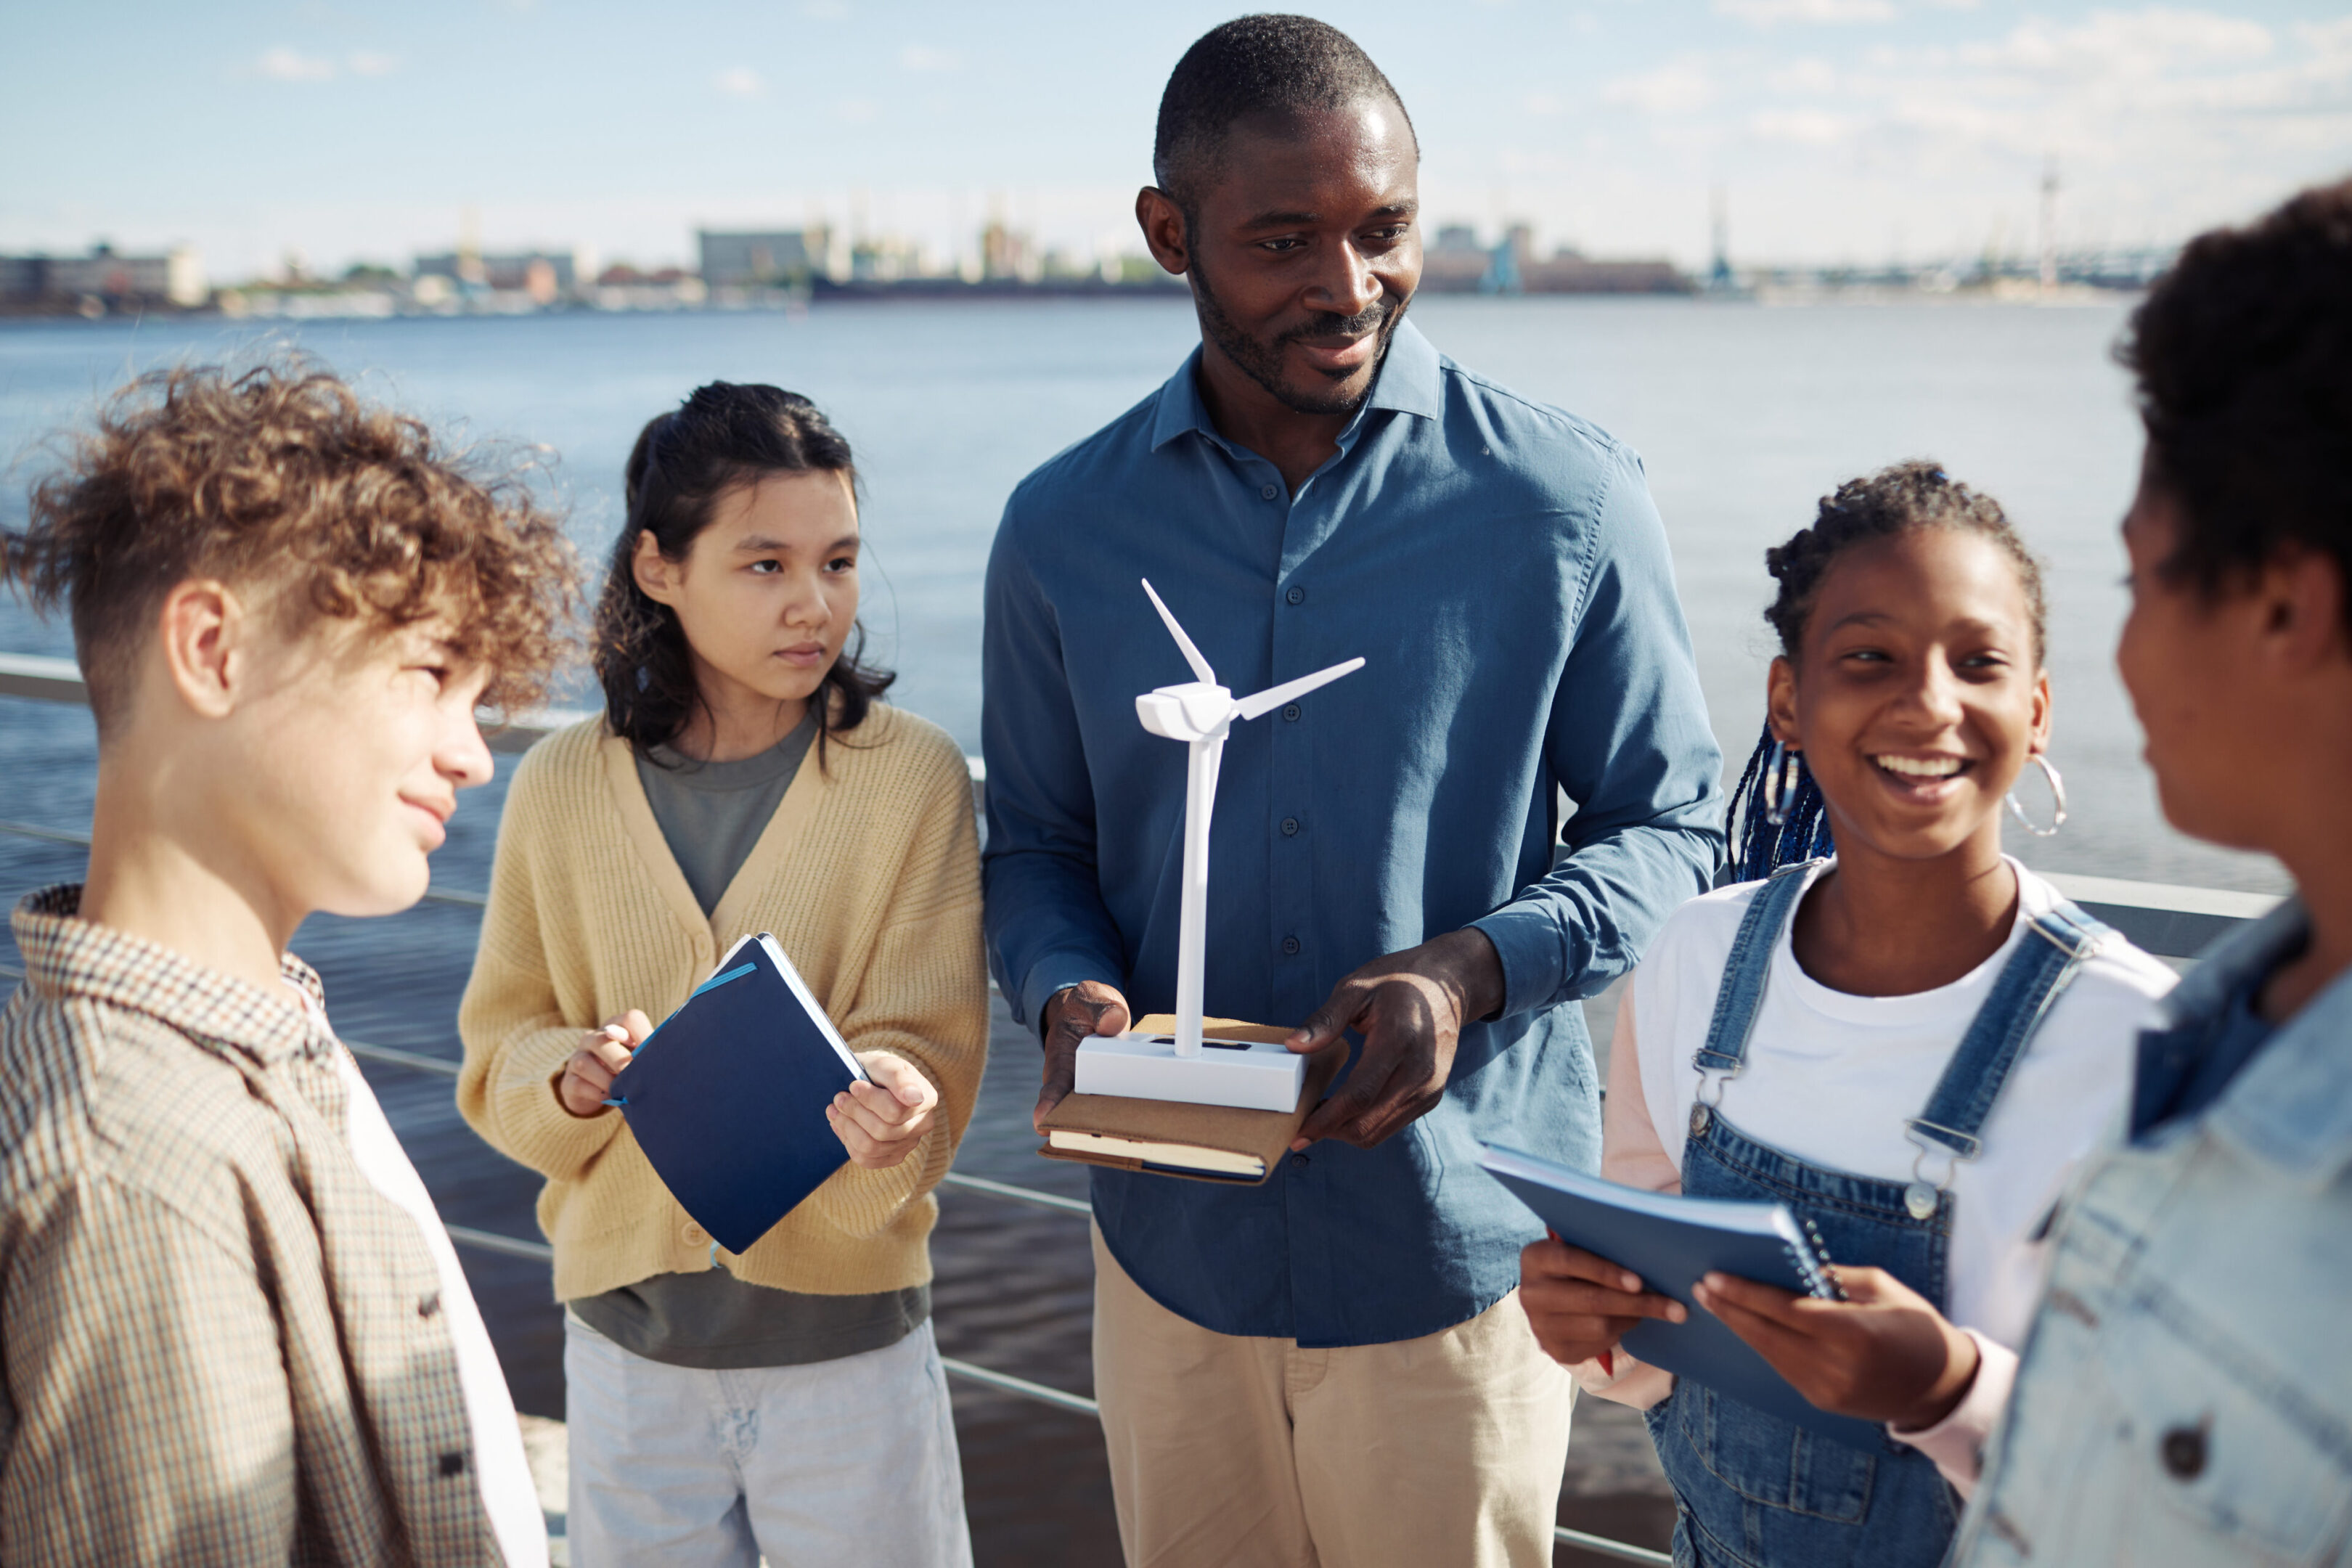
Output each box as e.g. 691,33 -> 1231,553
1036,1015 -> 1344,1185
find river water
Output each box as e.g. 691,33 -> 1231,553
0,298 -> 2286,1563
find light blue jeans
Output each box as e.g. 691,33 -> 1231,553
563,1312 -> 972,1567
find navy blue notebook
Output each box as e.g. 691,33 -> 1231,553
607,933 -> 868,1254
1479,1143 -> 1883,1450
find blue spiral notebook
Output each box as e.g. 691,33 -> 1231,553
605,933 -> 868,1254
1478,1143 -> 1883,1450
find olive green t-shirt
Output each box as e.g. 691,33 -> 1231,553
570,718 -> 928,1369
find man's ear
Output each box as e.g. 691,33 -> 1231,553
153,579 -> 246,719
1765,656 -> 1802,748
632,531 -> 683,608
1135,186 -> 1191,277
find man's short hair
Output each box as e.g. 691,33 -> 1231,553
3,360 -> 579,734
2122,177 -> 2352,619
1153,14 -> 1415,213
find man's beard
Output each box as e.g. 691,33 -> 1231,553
1191,258 -> 1406,417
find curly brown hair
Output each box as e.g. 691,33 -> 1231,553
2120,176 -> 2352,622
2,359 -> 581,734
1761,460 -> 2048,663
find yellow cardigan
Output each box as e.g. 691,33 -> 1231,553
456,706 -> 987,1303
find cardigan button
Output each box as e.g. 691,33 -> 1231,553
2160,1424 -> 2208,1481
683,1223 -> 706,1244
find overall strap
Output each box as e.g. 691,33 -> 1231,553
1906,899 -> 2111,1163
1694,861 -> 1821,1077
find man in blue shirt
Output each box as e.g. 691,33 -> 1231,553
981,18 -> 1720,1564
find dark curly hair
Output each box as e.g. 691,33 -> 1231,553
1728,460 -> 2048,881
2120,176 -> 2352,623
1154,15 -> 1413,213
592,382 -> 891,765
3,358 -> 580,735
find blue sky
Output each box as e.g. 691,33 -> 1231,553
5,1 -> 2346,280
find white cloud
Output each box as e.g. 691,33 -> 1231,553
1602,60 -> 1715,115
899,46 -> 960,73
1769,57 -> 1839,94
1965,9 -> 2271,78
1751,106 -> 1856,143
347,52 -> 399,78
256,46 -> 335,82
1714,0 -> 1895,26
714,67 -> 765,98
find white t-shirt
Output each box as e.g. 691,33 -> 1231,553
324,1037 -> 550,1567
1625,857 -> 2174,1346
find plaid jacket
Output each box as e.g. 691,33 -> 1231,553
0,886 -> 502,1566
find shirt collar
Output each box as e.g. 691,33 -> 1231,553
2164,899 -> 2352,1188
1147,315 -> 1445,454
11,883 -> 337,1069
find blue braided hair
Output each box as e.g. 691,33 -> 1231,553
1726,722 -> 1834,883
1727,460 -> 2048,885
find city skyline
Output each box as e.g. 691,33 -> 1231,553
6,1 -> 2347,280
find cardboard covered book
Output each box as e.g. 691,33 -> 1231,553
1037,1015 -> 1344,1185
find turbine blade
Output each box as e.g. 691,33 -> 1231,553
1140,579 -> 1217,687
1234,656 -> 1366,721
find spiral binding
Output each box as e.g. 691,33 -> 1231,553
1790,1216 -> 1851,1302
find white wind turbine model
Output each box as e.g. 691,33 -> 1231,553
1071,579 -> 1365,1112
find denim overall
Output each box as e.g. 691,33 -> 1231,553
1645,861 -> 2111,1568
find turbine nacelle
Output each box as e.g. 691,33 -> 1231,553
1135,578 -> 1365,738
1136,682 -> 1236,743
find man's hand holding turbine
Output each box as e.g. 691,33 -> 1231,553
1033,578 -> 1504,1146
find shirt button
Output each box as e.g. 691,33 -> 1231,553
417,1290 -> 441,1319
1281,817 -> 1299,836
1259,482 -> 1279,499
438,1451 -> 467,1478
1281,935 -> 1301,955
1290,1151 -> 1310,1168
1281,703 -> 1301,722
2160,1424 -> 2208,1480
1286,585 -> 1305,605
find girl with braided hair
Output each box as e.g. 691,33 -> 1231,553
1520,462 -> 2174,1567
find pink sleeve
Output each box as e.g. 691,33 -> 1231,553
1601,986 -> 1681,1195
1568,984 -> 1679,1410
1887,1330 -> 2017,1498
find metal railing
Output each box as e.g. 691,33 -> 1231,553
8,650 -> 2280,1567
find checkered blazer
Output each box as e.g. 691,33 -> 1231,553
0,886 -> 502,1566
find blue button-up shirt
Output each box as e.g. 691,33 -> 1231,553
980,319 -> 1722,1347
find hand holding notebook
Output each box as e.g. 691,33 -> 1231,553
603,933 -> 880,1254
1480,1143 -> 1885,1450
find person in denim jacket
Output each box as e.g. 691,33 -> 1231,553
1945,179 -> 2352,1564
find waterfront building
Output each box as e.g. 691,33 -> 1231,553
697,229 -> 828,287
415,248 -> 589,303
0,244 -> 207,309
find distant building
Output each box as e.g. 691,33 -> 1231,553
697,229 -> 828,286
0,244 -> 206,307
1522,249 -> 1689,295
415,248 -> 587,301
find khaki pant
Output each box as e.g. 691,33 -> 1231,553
1093,1225 -> 1575,1568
